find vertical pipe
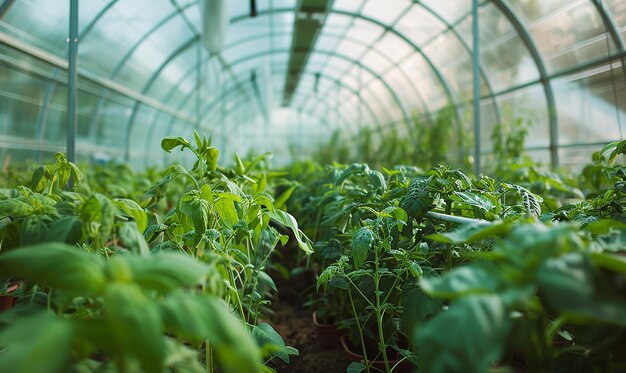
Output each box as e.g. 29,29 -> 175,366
472,0 -> 481,176
67,0 -> 79,163
196,40 -> 201,129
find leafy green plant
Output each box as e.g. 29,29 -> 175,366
0,243 -> 262,373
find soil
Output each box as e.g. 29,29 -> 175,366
267,271 -> 352,373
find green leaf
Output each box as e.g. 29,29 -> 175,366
316,265 -> 340,291
214,193 -> 240,228
0,198 -> 34,218
178,191 -> 211,246
252,323 -> 292,363
45,216 -> 82,244
258,271 -> 277,292
414,295 -> 511,373
30,165 -> 49,193
0,243 -> 106,295
401,279 -> 442,335
128,252 -> 209,293
274,185 -> 297,210
234,152 -> 246,175
118,222 -> 150,256
115,198 -> 148,233
105,283 -> 165,372
205,147 -> 219,172
161,293 -> 261,373
161,136 -> 191,153
537,253 -> 626,326
400,177 -> 433,221
0,313 -> 73,373
352,227 -> 374,269
420,263 -> 501,298
270,210 -> 313,254
347,362 -> 366,373
453,191 -> 493,212
427,220 -> 513,244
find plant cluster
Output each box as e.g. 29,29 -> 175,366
0,132 -> 312,372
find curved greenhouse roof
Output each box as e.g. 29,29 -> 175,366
0,0 -> 624,169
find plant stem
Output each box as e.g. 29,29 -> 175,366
347,286 -> 371,373
374,255 -> 391,372
206,340 -> 215,373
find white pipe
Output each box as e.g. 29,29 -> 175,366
200,0 -> 229,55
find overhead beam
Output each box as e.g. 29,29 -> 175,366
282,0 -> 333,106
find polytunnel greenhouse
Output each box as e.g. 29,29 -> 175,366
0,0 -> 625,372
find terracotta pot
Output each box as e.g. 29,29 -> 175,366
312,311 -> 343,349
0,283 -> 19,312
340,335 -> 413,373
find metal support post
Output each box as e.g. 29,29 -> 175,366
472,0 -> 481,176
67,0 -> 79,162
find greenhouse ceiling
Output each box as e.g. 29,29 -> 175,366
0,0 -> 624,169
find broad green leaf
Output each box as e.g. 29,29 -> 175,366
0,313 -> 73,373
178,191 -> 211,246
401,279 -> 442,335
161,293 -> 261,373
258,270 -> 277,292
274,185 -> 296,210
420,263 -> 501,298
537,253 -> 626,326
352,227 -> 374,269
453,191 -> 493,212
252,323 -> 292,363
427,220 -> 512,244
0,243 -> 106,295
45,216 -> 82,244
367,170 -> 386,192
19,215 -> 52,246
400,177 -> 433,221
30,165 -> 49,193
161,136 -> 191,152
128,252 -> 209,293
105,283 -> 164,372
414,295 -> 511,373
269,210 -> 313,254
214,193 -> 240,228
115,198 -> 148,233
118,222 -> 150,256
316,265 -> 340,291
0,198 -> 34,218
347,362 -> 366,373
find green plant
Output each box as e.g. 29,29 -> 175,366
0,243 -> 262,372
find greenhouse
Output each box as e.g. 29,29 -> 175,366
0,0 -> 625,372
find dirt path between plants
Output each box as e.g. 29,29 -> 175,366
269,274 -> 351,373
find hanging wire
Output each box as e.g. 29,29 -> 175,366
599,0 -> 624,139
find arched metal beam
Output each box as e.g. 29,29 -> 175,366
0,0 -> 15,20
416,1 -> 501,126
198,69 -> 378,135
492,0 -> 559,167
275,30 -> 432,117
117,7 -> 459,160
87,1 -> 197,142
195,48 -> 403,133
590,0 -> 626,78
123,35 -> 199,160
142,63 -> 372,158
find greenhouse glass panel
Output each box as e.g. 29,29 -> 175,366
552,63 -> 625,146
394,5 -> 445,47
495,83 -> 550,148
508,0 -> 617,73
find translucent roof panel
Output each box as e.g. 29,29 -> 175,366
0,0 -> 624,167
